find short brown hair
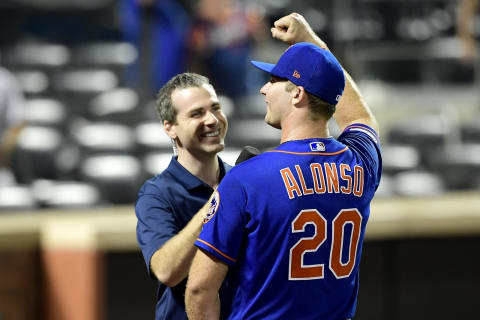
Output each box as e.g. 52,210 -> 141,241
286,80 -> 336,120
155,73 -> 211,124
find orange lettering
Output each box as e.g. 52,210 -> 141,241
340,164 -> 352,194
295,165 -> 313,196
310,163 -> 326,194
280,167 -> 302,199
353,166 -> 364,197
324,163 -> 340,193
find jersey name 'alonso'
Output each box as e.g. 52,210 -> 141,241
195,123 -> 382,320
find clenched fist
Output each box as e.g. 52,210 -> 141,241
270,13 -> 328,50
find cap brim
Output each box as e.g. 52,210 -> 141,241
250,60 -> 275,73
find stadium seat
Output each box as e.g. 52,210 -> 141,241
72,121 -> 135,155
3,42 -> 70,69
461,117 -> 480,143
387,114 -> 454,164
53,69 -> 118,117
88,88 -> 140,124
24,98 -> 67,129
143,152 -> 173,177
71,42 -> 138,87
0,185 -> 37,211
135,122 -> 172,155
14,70 -> 50,97
425,143 -> 480,190
393,170 -> 445,197
32,180 -> 101,208
374,174 -> 395,198
12,126 -> 64,183
54,69 -> 118,93
80,154 -> 143,204
381,145 -> 421,175
72,42 -> 138,67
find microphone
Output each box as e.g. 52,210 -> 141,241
235,146 -> 261,165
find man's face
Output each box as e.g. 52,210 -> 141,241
167,84 -> 228,157
260,76 -> 291,129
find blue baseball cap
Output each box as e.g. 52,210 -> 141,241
251,42 -> 345,106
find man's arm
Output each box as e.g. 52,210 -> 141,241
185,249 -> 229,320
148,197 -> 217,287
270,13 -> 379,133
149,208 -> 204,287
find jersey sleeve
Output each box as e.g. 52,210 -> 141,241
195,172 -> 247,266
135,183 -> 178,278
338,123 -> 382,189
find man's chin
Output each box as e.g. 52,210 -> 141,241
203,143 -> 225,154
265,117 -> 281,130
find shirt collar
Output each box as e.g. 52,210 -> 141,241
166,156 -> 230,191
274,138 -> 347,154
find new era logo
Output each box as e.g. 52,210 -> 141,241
292,70 -> 301,79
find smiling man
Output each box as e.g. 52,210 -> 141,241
135,73 -> 233,320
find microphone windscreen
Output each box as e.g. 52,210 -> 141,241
235,146 -> 261,165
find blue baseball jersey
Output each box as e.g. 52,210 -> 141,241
195,123 -> 381,320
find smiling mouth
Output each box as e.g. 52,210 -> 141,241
201,130 -> 220,138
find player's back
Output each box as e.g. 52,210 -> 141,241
226,137 -> 379,320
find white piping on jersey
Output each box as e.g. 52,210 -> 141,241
348,128 -> 378,144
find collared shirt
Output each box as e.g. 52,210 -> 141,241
135,156 -> 232,320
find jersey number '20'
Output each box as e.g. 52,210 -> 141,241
289,208 -> 362,280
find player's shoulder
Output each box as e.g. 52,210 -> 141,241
339,123 -> 380,145
229,151 -> 275,172
223,152 -> 274,184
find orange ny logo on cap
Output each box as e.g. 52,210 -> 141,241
292,70 -> 301,79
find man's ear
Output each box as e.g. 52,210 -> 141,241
291,86 -> 308,107
164,120 -> 176,139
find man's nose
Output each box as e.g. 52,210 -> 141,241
260,82 -> 270,95
205,111 -> 219,125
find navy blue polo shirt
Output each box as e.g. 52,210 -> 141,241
135,156 -> 233,320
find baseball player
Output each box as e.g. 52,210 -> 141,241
185,13 -> 382,320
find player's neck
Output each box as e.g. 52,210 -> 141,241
177,150 -> 220,188
280,117 -> 330,143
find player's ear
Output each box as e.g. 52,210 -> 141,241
291,86 -> 307,107
164,120 -> 177,139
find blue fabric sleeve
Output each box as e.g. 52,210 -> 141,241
338,123 -> 382,189
135,187 -> 178,279
195,173 -> 247,266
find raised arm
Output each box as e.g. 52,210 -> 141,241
270,13 -> 379,133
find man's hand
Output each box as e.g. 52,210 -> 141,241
270,13 -> 328,49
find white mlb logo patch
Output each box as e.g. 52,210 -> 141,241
310,142 -> 326,152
